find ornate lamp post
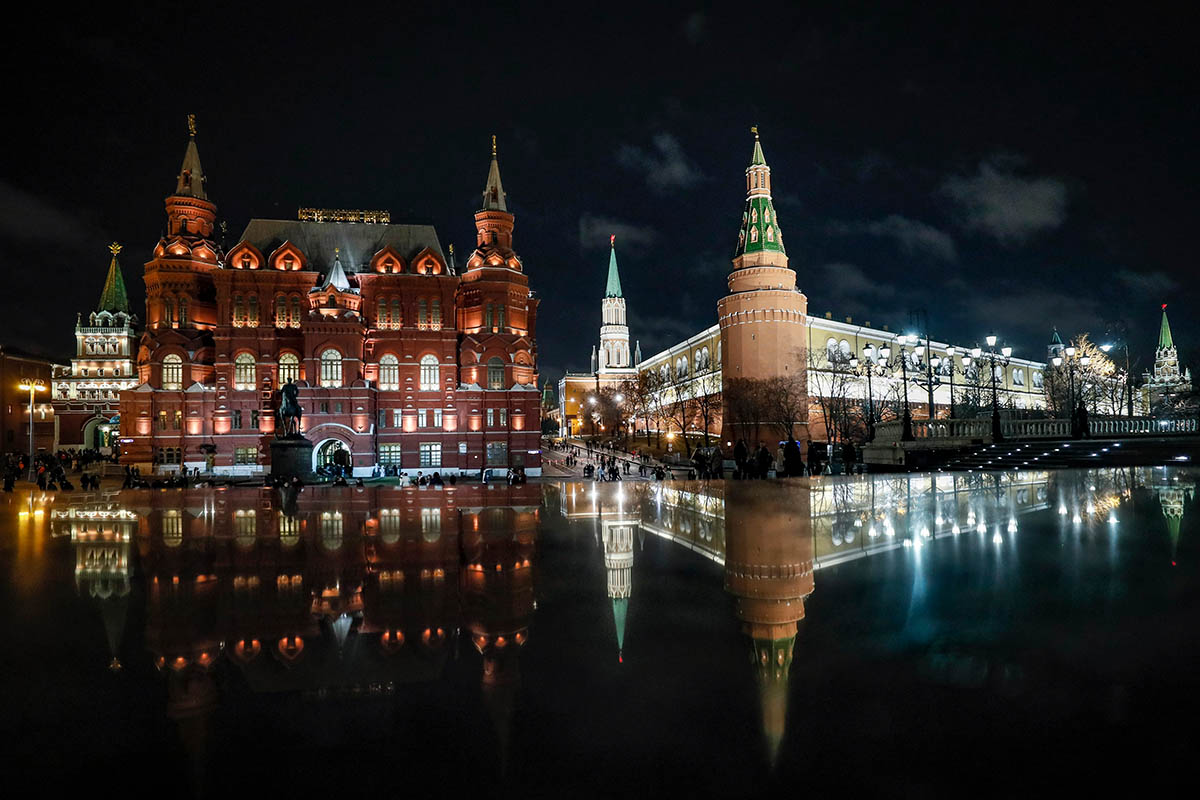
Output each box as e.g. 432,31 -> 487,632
895,334 -> 915,441
981,333 -> 1013,442
1100,341 -> 1133,416
850,344 -> 892,442
18,379 -> 47,481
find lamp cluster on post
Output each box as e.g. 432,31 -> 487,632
1050,344 -> 1089,420
1099,341 -> 1134,417
18,378 -> 47,480
849,344 -> 893,442
976,333 -> 1013,442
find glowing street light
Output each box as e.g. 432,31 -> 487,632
18,379 -> 47,481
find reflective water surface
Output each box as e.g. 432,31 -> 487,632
2,469 -> 1198,796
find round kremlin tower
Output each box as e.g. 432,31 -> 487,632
717,129 -> 809,443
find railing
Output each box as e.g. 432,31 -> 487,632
872,415 -> 1198,446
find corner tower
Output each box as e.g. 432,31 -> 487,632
598,236 -> 634,379
717,129 -> 808,441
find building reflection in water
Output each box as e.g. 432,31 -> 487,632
45,467 -> 1195,784
558,466 -> 1196,765
52,483 -> 542,788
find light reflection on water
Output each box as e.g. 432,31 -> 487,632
6,466 -> 1197,795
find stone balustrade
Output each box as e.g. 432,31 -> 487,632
872,415 -> 1198,446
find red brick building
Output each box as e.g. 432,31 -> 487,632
121,125 -> 542,476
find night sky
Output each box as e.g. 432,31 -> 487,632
3,2 -> 1195,384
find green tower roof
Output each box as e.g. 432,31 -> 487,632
1050,327 -> 1064,346
612,597 -> 628,661
605,236 -> 623,298
1159,304 -> 1175,350
734,130 -> 786,258
98,243 -> 130,314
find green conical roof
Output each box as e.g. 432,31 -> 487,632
98,243 -> 130,314
612,597 -> 627,660
605,237 -> 623,298
735,131 -> 786,258
1050,327 -> 1064,346
541,380 -> 557,407
1159,305 -> 1175,350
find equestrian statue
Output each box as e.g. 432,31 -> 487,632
272,381 -> 303,439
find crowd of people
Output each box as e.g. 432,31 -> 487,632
3,448 -> 117,493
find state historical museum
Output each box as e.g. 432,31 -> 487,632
120,125 -> 542,476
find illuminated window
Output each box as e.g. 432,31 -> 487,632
162,354 -> 183,390
499,408 -> 507,427
278,353 -> 300,384
234,447 -> 258,465
290,296 -> 301,326
234,353 -> 256,390
178,298 -> 188,327
392,409 -> 403,427
418,409 -> 428,428
173,410 -> 182,430
248,295 -> 259,326
419,442 -> 441,468
487,357 -> 505,389
157,410 -> 167,430
431,298 -> 441,328
391,298 -> 401,328
420,355 -> 439,390
377,297 -> 387,327
421,507 -> 441,538
276,295 -> 287,327
162,510 -> 183,546
433,409 -> 443,428
378,354 -> 399,390
320,349 -> 343,387
487,408 -> 494,427
379,444 -> 403,465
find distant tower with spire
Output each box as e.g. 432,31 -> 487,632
597,235 -> 635,380
1143,304 -> 1192,409
602,516 -> 635,663
717,128 -> 809,441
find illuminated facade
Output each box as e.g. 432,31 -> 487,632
51,243 -> 139,451
119,124 -> 542,475
1142,305 -> 1192,409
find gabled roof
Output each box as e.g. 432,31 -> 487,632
236,219 -> 443,273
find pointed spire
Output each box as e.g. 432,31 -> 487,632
634,340 -> 642,364
98,242 -> 130,314
605,235 -> 623,298
735,127 -> 785,257
1050,327 -> 1064,346
481,134 -> 507,212
1159,304 -> 1175,351
447,243 -> 457,274
174,114 -> 208,200
612,597 -> 628,663
321,247 -> 351,292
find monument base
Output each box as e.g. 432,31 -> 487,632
270,436 -> 315,480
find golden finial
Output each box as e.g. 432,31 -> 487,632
108,242 -> 122,256
751,125 -> 759,138
334,246 -> 340,258
449,243 -> 455,254
491,134 -> 497,158
187,114 -> 197,136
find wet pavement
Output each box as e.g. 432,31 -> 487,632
1,467 -> 1197,797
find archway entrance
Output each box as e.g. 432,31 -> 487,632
314,439 -> 351,475
82,417 -> 117,453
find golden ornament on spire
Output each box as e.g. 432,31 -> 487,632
108,242 -> 122,256
491,134 -> 497,157
188,114 -> 197,136
751,125 -> 759,137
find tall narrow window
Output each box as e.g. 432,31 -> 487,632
487,357 -> 505,390
497,304 -> 505,331
391,299 -> 401,328
234,353 -> 256,390
233,295 -> 244,325
418,298 -> 428,327
290,296 -> 301,327
162,354 -> 183,390
420,355 -> 439,390
178,298 -> 188,327
278,353 -> 300,384
485,304 -> 493,330
431,298 -> 441,328
232,410 -> 243,429
320,349 -> 343,388
377,297 -> 387,328
248,295 -> 259,326
378,354 -> 399,390
163,300 -> 174,327
276,295 -> 287,327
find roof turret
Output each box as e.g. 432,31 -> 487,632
98,242 -> 131,314
734,127 -> 786,257
605,235 -> 623,298
174,114 -> 208,200
321,248 -> 351,292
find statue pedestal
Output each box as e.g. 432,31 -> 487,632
270,436 -> 314,480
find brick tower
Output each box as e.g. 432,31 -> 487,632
717,128 -> 808,442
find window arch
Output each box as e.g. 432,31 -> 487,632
278,353 -> 300,384
379,354 -> 400,390
320,349 -> 343,388
487,357 -> 505,390
162,354 -> 183,390
420,355 -> 439,390
234,353 -> 256,390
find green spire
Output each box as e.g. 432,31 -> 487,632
735,128 -> 786,257
612,597 -> 627,661
98,242 -> 130,314
1159,304 -> 1175,350
541,380 -> 557,408
605,235 -> 623,298
1050,327 -> 1063,346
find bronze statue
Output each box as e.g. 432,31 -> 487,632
273,381 -> 303,438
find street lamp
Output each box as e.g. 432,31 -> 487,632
894,335 -> 915,441
980,335 -> 1012,442
851,344 -> 892,441
18,379 -> 47,481
1100,341 -> 1134,416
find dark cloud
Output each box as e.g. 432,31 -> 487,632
827,215 -> 957,262
616,133 -> 706,192
578,214 -> 658,251
942,157 -> 1067,244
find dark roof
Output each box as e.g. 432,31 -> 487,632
236,219 -> 444,273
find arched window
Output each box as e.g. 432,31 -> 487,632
234,353 -> 256,390
278,353 -> 300,384
320,349 -> 343,388
162,354 -> 183,390
379,354 -> 399,390
276,295 -> 287,327
487,357 -> 505,390
420,355 -> 439,390
676,356 -> 689,379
